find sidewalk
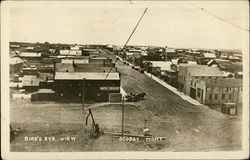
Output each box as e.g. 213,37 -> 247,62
144,72 -> 202,106
116,55 -> 202,106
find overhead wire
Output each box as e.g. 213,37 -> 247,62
185,1 -> 249,32
10,47 -> 46,81
104,8 -> 148,79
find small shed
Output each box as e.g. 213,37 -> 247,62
221,103 -> 237,116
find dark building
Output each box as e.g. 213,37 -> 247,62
54,72 -> 120,102
55,63 -> 116,73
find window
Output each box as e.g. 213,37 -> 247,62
79,93 -> 82,97
229,94 -> 232,100
214,94 -> 218,100
194,82 -> 196,87
209,94 -> 212,100
222,94 -> 225,99
78,83 -> 82,86
191,81 -> 193,86
60,92 -> 64,97
209,77 -> 212,79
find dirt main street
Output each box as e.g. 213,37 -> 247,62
99,49 -> 242,151
10,49 -> 242,152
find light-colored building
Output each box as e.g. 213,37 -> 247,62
178,65 -> 224,92
186,77 -> 242,105
49,49 -> 56,54
61,59 -> 89,64
60,49 -> 82,56
203,52 -> 217,59
20,52 -> 42,58
26,46 -> 34,51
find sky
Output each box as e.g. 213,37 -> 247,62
8,1 -> 249,50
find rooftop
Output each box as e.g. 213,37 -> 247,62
38,89 -> 55,93
187,65 -> 223,77
26,47 -> 34,50
55,63 -> 115,72
10,57 -> 23,64
22,75 -> 41,86
20,52 -> 41,57
55,72 -> 120,80
205,78 -> 243,88
203,52 -> 216,58
150,61 -> 173,71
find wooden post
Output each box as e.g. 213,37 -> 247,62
82,78 -> 86,111
122,96 -> 125,137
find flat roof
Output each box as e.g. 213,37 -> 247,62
20,52 -> 41,57
55,72 -> 120,80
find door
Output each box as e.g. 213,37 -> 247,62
190,87 -> 196,99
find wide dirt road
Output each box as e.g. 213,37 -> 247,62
10,49 -> 242,152
99,49 -> 242,151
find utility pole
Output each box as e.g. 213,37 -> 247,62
121,96 -> 125,137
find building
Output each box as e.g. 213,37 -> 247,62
89,57 -> 112,66
207,59 -> 243,76
31,89 -> 55,101
10,57 -> 23,73
49,49 -> 56,54
19,52 -> 42,63
228,55 -> 241,62
165,48 -> 178,60
61,58 -> 89,64
22,75 -> 41,92
82,49 -> 99,56
185,77 -> 242,105
22,67 -> 38,75
178,65 -> 224,92
26,46 -> 35,51
10,44 -> 20,48
54,72 -> 120,102
131,53 -> 142,66
55,63 -> 117,73
60,49 -> 82,56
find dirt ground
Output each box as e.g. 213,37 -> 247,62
9,49 -> 242,151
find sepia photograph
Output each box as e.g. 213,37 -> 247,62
1,0 -> 249,159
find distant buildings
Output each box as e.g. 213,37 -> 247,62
26,46 -> 35,51
60,49 -> 82,56
22,75 -> 41,92
19,52 -> 42,63
10,57 -> 23,73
